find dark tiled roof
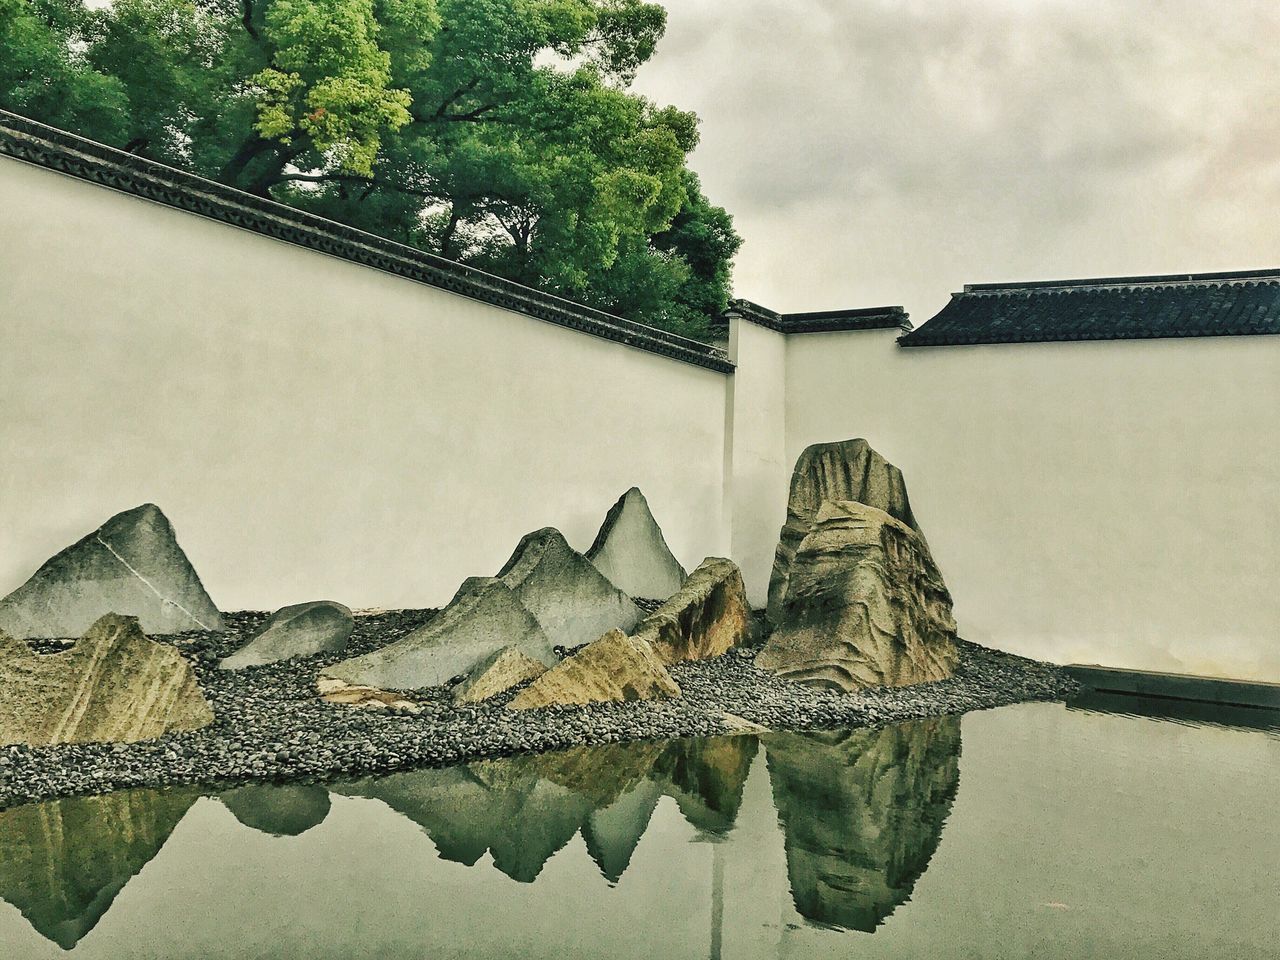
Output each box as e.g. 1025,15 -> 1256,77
0,110 -> 733,373
719,299 -> 910,334
901,270 -> 1280,347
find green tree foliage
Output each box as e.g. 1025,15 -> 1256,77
0,0 -> 740,338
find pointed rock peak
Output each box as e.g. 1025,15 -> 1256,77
453,645 -> 548,704
0,504 -> 224,639
498,527 -> 641,648
508,629 -> 680,711
634,557 -> 750,665
586,488 -> 687,600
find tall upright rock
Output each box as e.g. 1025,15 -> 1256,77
0,614 -> 214,747
0,787 -> 199,949
764,717 -> 961,932
0,504 -> 223,638
322,578 -> 555,691
768,440 -> 922,624
585,488 -> 687,600
757,501 -> 957,691
498,527 -> 641,648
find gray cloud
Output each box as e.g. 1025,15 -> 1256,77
634,0 -> 1280,322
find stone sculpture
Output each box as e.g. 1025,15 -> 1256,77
0,503 -> 223,638
0,614 -> 214,747
632,557 -> 750,664
508,629 -> 680,710
768,439 -> 923,624
453,645 -> 548,704
321,577 -> 554,690
585,487 -> 687,599
757,501 -> 957,691
498,527 -> 642,648
220,600 -> 354,669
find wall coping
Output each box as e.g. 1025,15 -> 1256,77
0,110 -> 733,374
720,298 -> 910,335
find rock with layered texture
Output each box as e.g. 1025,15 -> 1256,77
757,501 -> 957,691
585,487 -> 687,600
764,716 -> 961,932
498,527 -> 642,647
633,557 -> 750,665
508,629 -> 680,711
0,504 -> 223,639
220,600 -> 354,670
321,578 -> 554,690
0,614 -> 214,747
453,645 -> 548,704
768,440 -> 923,624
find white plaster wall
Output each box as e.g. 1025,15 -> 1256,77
0,157 -> 729,611
785,329 -> 1280,682
724,317 -> 789,605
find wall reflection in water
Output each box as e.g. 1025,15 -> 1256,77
0,716 -> 961,950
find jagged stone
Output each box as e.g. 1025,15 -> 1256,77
316,677 -> 421,714
219,784 -> 332,837
508,629 -> 680,711
0,614 -> 214,747
764,717 -> 961,931
497,528 -> 641,648
0,787 -> 199,949
757,501 -> 958,692
768,440 -> 923,624
453,645 -> 548,704
0,504 -> 223,638
633,557 -> 750,664
321,578 -> 554,690
219,600 -> 354,670
585,487 -> 687,599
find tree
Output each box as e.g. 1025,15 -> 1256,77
0,0 -> 741,338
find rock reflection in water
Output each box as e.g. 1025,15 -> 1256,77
218,784 -> 332,837
0,787 -> 198,950
764,716 -> 961,932
334,734 -> 758,883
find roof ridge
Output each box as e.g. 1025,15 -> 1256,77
965,268 -> 1280,295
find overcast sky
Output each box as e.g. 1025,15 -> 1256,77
631,0 -> 1280,324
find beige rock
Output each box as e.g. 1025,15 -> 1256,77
317,678 -> 421,715
633,557 -> 750,664
453,645 -> 548,704
508,629 -> 680,711
0,614 -> 213,747
768,439 -> 924,624
757,500 -> 958,692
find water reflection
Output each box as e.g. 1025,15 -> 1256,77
0,718 -> 956,950
765,717 -> 961,931
0,787 -> 198,950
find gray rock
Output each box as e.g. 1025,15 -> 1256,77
768,440 -> 922,624
0,504 -> 223,638
219,600 -> 354,670
453,645 -> 548,704
0,614 -> 214,747
498,528 -> 641,647
585,488 -> 687,600
757,501 -> 958,692
633,557 -> 750,665
321,578 -> 555,690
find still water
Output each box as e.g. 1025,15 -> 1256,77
0,700 -> 1277,959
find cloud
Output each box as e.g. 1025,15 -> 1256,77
633,0 -> 1280,321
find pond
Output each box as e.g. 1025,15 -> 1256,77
1,699 -> 1277,958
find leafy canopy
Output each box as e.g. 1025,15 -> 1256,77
0,0 -> 741,338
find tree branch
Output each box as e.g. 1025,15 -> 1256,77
242,0 -> 259,40
264,171 -> 438,201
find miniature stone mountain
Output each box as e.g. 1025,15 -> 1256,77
585,487 -> 687,600
0,613 -> 214,747
220,600 -> 354,670
508,628 -> 681,710
632,557 -> 750,664
767,439 -> 924,625
758,439 -> 959,693
0,503 -> 223,639
322,577 -> 556,691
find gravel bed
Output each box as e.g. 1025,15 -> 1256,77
0,610 -> 1076,809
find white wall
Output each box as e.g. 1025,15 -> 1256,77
786,329 -> 1280,682
0,157 -> 730,610
723,318 -> 789,606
